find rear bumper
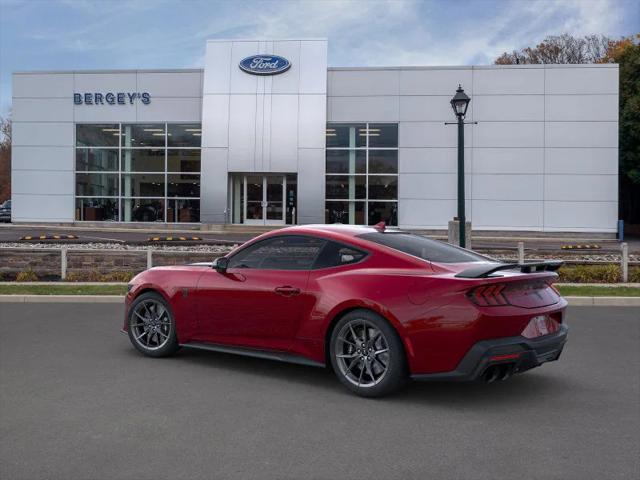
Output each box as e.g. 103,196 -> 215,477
411,323 -> 568,382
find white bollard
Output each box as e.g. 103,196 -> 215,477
517,241 -> 525,264
147,248 -> 153,269
61,247 -> 67,280
621,242 -> 628,283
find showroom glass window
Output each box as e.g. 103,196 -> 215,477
325,123 -> 398,226
75,124 -> 201,222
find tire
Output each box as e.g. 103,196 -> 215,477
127,292 -> 180,358
329,309 -> 407,397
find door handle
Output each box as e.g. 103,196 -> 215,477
274,286 -> 301,296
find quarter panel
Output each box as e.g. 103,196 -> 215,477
295,257 -> 434,364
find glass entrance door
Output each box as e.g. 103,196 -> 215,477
244,175 -> 264,224
243,175 -> 285,225
265,176 -> 284,224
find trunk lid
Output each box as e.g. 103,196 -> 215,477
434,261 -> 562,309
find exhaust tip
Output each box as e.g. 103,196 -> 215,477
483,366 -> 501,383
483,364 -> 515,383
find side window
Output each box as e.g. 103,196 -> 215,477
313,241 -> 368,269
227,236 -> 326,270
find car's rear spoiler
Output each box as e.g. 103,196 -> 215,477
455,261 -> 563,279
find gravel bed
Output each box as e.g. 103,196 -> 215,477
485,251 -> 640,263
1,242 -> 638,263
0,242 -> 237,253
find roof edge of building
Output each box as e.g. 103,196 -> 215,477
328,63 -> 618,71
206,38 -> 328,42
13,63 -> 618,76
13,68 -> 205,75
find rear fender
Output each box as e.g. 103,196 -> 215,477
326,297 -> 406,331
323,298 -> 411,362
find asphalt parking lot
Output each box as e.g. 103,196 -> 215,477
0,304 -> 638,480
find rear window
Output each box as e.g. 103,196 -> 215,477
358,232 -> 488,264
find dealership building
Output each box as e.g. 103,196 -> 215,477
11,39 -> 619,232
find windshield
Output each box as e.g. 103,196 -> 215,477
358,232 -> 489,264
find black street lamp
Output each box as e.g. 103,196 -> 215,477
450,85 -> 471,248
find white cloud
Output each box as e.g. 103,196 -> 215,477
8,0 -> 631,67
0,0 -> 633,115
192,0 -> 629,67
549,0 -> 625,36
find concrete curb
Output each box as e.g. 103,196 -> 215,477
0,282 -> 128,286
564,296 -> 640,306
0,295 -> 124,303
559,283 -> 640,287
0,295 -> 639,306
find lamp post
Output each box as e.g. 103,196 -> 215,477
450,85 -> 471,248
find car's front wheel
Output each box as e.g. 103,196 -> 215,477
329,309 -> 407,397
127,292 -> 179,357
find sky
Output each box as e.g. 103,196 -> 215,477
0,0 -> 638,116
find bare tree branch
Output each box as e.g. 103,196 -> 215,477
494,34 -> 611,64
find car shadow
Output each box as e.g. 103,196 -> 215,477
395,372 -> 570,407
172,346 -> 342,390
143,346 -> 572,405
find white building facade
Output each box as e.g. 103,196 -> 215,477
11,39 -> 619,232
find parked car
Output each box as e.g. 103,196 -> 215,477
123,223 -> 568,397
0,200 -> 10,222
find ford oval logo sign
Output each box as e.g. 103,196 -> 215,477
239,55 -> 291,75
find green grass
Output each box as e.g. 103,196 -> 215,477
556,285 -> 640,297
0,284 -> 128,295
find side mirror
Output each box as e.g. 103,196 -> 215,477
214,256 -> 229,273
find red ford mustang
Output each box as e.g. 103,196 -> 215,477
123,224 -> 568,397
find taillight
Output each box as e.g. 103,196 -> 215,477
467,284 -> 510,306
470,280 -> 560,308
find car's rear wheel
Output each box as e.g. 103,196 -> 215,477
329,309 -> 407,397
127,292 -> 179,357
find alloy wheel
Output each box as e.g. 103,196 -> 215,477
130,299 -> 172,351
335,319 -> 390,388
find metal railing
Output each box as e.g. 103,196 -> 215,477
0,243 -> 634,281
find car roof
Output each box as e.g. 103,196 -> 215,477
278,224 -> 383,236
263,224 -> 405,246
236,224 -> 445,269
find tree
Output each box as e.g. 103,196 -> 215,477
495,34 -> 610,65
602,35 -> 640,225
0,116 -> 10,202
495,33 -> 640,226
